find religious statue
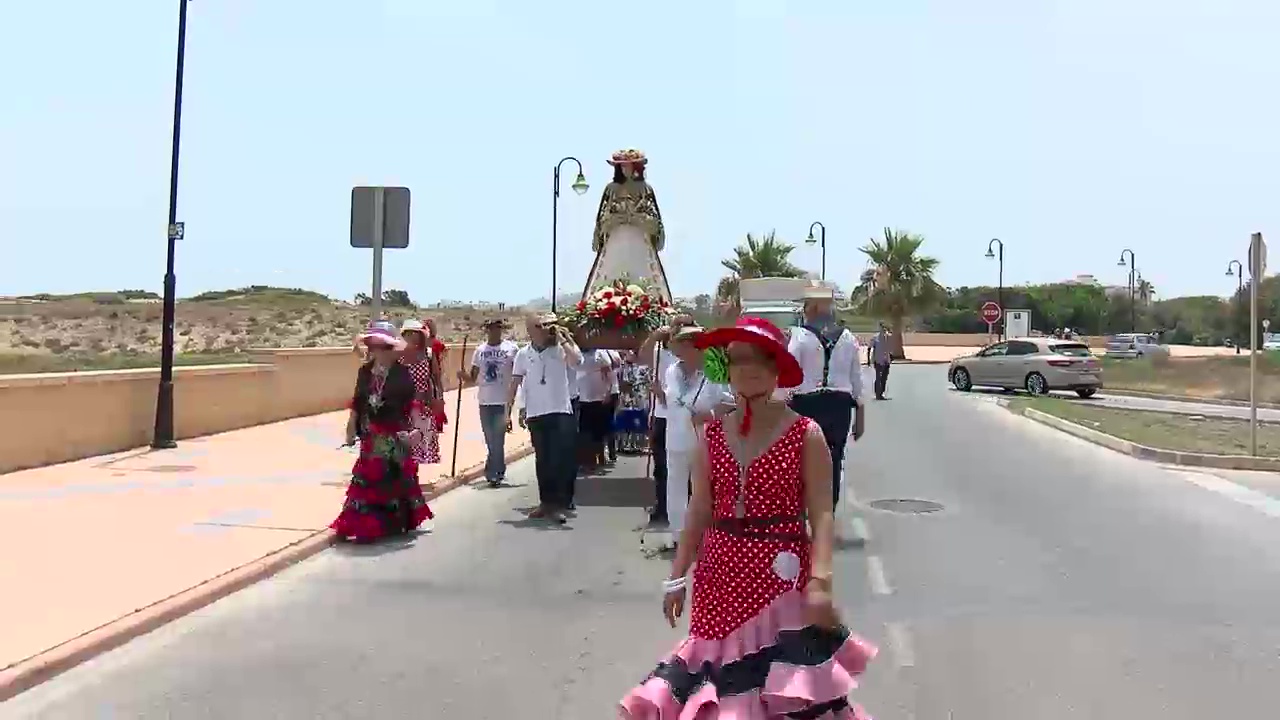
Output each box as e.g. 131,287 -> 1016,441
582,148 -> 671,303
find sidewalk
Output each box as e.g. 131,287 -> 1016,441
0,386 -> 529,695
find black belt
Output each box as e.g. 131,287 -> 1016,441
714,515 -> 807,542
796,388 -> 852,396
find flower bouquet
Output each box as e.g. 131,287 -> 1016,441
562,279 -> 676,350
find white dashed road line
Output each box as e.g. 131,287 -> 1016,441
866,555 -> 892,596
886,621 -> 917,668
849,516 -> 871,543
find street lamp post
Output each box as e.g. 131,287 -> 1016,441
551,157 -> 589,312
1227,259 -> 1244,354
806,221 -> 827,280
1118,248 -> 1137,334
152,0 -> 191,450
985,238 -> 1005,340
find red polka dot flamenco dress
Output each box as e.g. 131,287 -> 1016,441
620,416 -> 877,719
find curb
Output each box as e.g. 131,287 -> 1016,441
0,441 -> 533,702
1012,405 -> 1280,472
1102,388 -> 1280,411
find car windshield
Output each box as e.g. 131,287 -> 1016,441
1052,343 -> 1093,358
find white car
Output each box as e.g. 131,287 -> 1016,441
1104,333 -> 1169,359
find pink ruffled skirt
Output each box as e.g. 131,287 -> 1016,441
619,590 -> 877,719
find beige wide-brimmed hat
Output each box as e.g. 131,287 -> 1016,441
400,318 -> 428,337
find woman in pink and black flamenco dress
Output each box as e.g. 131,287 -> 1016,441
620,316 -> 877,719
331,321 -> 433,543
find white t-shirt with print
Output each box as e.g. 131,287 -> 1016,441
471,340 -> 519,406
512,343 -> 574,418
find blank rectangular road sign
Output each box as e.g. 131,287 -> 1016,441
350,186 -> 410,249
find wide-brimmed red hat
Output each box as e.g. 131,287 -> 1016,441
694,316 -> 803,388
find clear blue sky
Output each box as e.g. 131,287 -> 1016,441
3,0 -> 1277,304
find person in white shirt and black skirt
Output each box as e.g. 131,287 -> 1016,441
785,284 -> 866,512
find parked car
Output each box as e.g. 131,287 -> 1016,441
949,337 -> 1103,397
1105,333 -> 1170,359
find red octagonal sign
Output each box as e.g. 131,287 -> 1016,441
980,301 -> 1002,324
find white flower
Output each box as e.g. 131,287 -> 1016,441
626,284 -> 644,296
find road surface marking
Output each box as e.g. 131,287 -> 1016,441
886,621 -> 917,668
1176,471 -> 1280,520
849,516 -> 871,543
866,555 -> 892,595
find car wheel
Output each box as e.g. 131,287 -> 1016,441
952,367 -> 972,391
1075,387 -> 1098,399
1025,372 -> 1049,396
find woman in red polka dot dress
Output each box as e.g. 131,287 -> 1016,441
619,316 -> 877,720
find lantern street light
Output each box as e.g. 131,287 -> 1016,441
1118,249 -> 1137,333
1228,259 -> 1244,353
985,238 -> 1005,340
806,221 -> 827,280
152,0 -> 191,450
551,157 -> 589,312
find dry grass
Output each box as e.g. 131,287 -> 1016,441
1014,396 -> 1280,457
0,288 -> 530,374
1101,354 -> 1280,404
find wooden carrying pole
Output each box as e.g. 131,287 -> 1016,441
449,335 -> 470,477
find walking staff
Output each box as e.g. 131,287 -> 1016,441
785,284 -> 866,518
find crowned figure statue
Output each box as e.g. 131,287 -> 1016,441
582,148 -> 672,303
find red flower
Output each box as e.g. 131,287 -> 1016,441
602,290 -> 614,299
614,314 -> 625,327
619,296 -> 629,306
576,300 -> 586,311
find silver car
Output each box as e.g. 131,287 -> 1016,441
949,337 -> 1103,398
1105,333 -> 1169,359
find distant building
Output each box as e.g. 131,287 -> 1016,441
1061,274 -> 1129,297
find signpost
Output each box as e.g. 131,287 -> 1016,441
350,186 -> 411,320
1249,232 -> 1266,456
980,301 -> 1002,339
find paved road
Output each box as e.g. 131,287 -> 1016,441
6,366 -> 1280,718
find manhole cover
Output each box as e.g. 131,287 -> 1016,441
868,499 -> 944,514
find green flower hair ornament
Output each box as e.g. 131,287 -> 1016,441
703,346 -> 730,383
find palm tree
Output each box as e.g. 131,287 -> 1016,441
1136,277 -> 1156,305
716,231 -> 807,312
852,228 -> 944,358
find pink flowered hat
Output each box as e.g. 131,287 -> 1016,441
358,321 -> 407,350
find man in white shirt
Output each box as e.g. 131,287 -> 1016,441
576,348 -> 615,471
786,284 -> 866,511
662,325 -> 735,547
458,319 -> 518,487
638,315 -> 692,527
507,313 -> 583,523
604,349 -> 622,465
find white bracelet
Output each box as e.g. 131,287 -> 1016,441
662,576 -> 687,594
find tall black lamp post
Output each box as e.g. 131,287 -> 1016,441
152,0 -> 190,450
1118,248 -> 1137,334
806,221 -> 827,280
984,238 -> 1005,339
551,157 -> 589,312
1227,259 -> 1244,354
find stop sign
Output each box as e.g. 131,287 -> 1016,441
980,301 -> 1002,324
